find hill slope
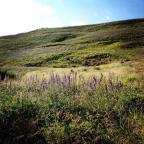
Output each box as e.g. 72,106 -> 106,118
0,18 -> 144,67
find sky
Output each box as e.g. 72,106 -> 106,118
0,0 -> 144,36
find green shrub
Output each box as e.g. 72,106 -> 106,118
0,100 -> 46,144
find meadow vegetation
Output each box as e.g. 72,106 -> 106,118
0,70 -> 144,144
0,19 -> 144,67
0,19 -> 144,143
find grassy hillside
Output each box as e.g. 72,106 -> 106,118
0,19 -> 144,68
0,19 -> 144,143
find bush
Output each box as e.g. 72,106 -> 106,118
0,100 -> 46,144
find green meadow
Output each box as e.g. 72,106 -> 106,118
0,19 -> 144,144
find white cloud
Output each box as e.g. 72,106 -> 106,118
0,0 -> 63,36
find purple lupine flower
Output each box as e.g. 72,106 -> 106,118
49,73 -> 57,86
63,75 -> 67,85
55,74 -> 61,85
108,79 -> 115,92
89,75 -> 97,90
30,74 -> 36,84
93,75 -> 97,83
67,74 -> 71,87
89,82 -> 96,90
61,75 -> 68,89
40,78 -> 47,89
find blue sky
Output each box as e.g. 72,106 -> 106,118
39,0 -> 144,25
0,0 -> 144,36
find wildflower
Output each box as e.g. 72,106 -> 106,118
40,78 -> 47,89
89,75 -> 98,90
63,75 -> 67,85
93,75 -> 97,83
30,75 -> 36,84
89,81 -> 96,90
108,79 -> 115,92
67,75 -> 71,86
48,74 -> 55,88
55,74 -> 61,85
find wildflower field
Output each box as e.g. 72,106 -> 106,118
0,68 -> 144,144
0,19 -> 144,144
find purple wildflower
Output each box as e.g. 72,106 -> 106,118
89,82 -> 96,90
108,79 -> 115,92
30,74 -> 36,84
67,75 -> 71,87
55,74 -> 61,85
40,78 -> 47,89
93,75 -> 97,83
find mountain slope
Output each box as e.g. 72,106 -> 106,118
0,18 -> 144,67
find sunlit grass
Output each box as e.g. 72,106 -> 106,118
0,69 -> 144,143
22,61 -> 140,81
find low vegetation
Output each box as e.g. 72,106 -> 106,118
0,70 -> 144,144
0,19 -> 144,143
0,19 -> 143,67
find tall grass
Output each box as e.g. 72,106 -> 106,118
0,70 -> 144,144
